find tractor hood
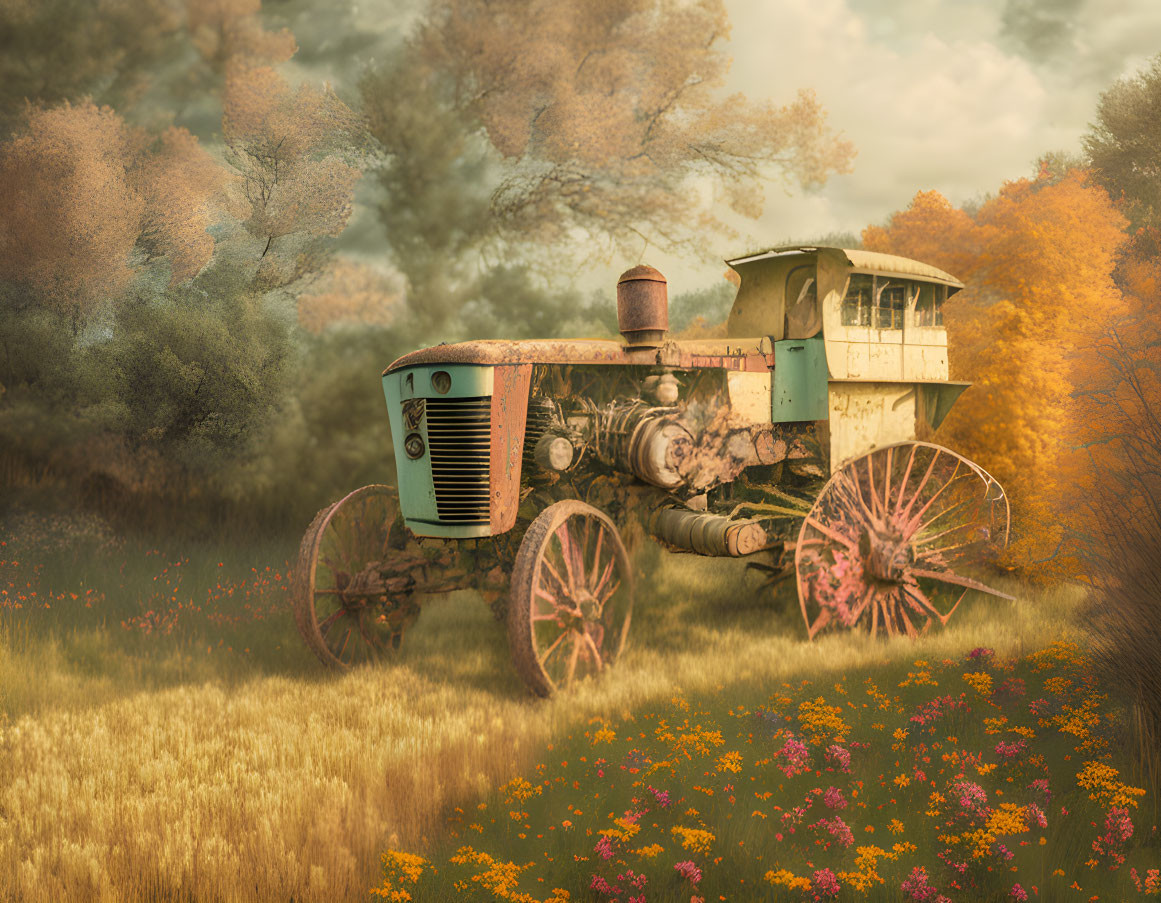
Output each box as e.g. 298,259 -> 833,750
384,337 -> 775,375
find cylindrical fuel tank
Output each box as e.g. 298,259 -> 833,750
617,265 -> 668,348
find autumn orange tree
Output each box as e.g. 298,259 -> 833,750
864,167 -> 1129,572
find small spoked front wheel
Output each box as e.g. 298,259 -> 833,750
507,500 -> 634,696
292,484 -> 418,669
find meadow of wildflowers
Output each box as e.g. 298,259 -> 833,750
374,642 -> 1161,902
0,509 -> 1118,902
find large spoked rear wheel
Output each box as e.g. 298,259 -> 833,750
796,442 -> 1011,639
508,500 -> 634,697
292,484 -> 418,669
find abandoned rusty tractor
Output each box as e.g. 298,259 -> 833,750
290,248 -> 1011,696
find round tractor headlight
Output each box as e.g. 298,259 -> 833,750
404,432 -> 425,459
431,370 -> 452,394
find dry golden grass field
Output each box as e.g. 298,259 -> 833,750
0,529 -> 1080,902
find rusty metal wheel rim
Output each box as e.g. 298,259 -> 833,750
293,484 -> 408,669
514,500 -> 634,695
795,442 -> 1011,639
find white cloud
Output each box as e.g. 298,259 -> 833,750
720,0 -> 1060,244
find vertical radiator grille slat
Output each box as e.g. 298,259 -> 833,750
426,396 -> 491,524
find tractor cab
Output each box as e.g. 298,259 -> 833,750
726,246 -> 968,467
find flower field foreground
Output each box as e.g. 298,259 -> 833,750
374,642 -> 1159,902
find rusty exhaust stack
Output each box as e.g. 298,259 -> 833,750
617,265 -> 668,348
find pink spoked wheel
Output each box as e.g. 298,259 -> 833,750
795,442 -> 1011,639
507,500 -> 634,696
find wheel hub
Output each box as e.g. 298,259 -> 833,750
575,589 -> 601,622
861,530 -> 913,583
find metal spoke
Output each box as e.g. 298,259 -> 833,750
883,446 -> 894,513
335,626 -> 353,662
596,576 -> 621,608
905,459 -> 964,533
894,444 -> 919,515
592,557 -> 617,604
866,454 -> 882,521
803,515 -> 859,549
538,630 -> 569,667
589,524 -> 606,591
564,635 -> 582,687
318,608 -> 344,636
581,631 -> 604,671
910,568 -> 1015,600
540,556 -> 570,597
899,448 -> 942,523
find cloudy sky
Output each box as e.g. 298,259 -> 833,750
717,0 -> 1160,249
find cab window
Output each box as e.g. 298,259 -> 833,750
785,265 -> 814,308
913,282 -> 946,327
841,274 -> 874,326
874,279 -> 907,330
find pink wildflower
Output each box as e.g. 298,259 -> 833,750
823,786 -> 847,809
812,815 -> 854,848
1010,883 -> 1028,901
648,785 -> 670,808
779,735 -> 810,776
812,867 -> 841,898
1092,806 -> 1134,869
951,780 -> 988,816
825,744 -> 851,773
617,869 -> 648,889
674,860 -> 702,885
995,739 -> 1027,759
901,865 -> 940,901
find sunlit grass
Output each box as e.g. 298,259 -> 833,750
0,523 -> 1086,902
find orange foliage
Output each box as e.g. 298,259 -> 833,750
0,102 -> 223,316
864,170 -> 1129,572
297,260 -> 401,334
223,64 -> 362,261
137,127 -> 227,285
862,190 -> 976,277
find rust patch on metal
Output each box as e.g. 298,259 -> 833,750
490,364 -> 533,533
385,338 -> 775,375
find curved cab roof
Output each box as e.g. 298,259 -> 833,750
727,246 -> 964,288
